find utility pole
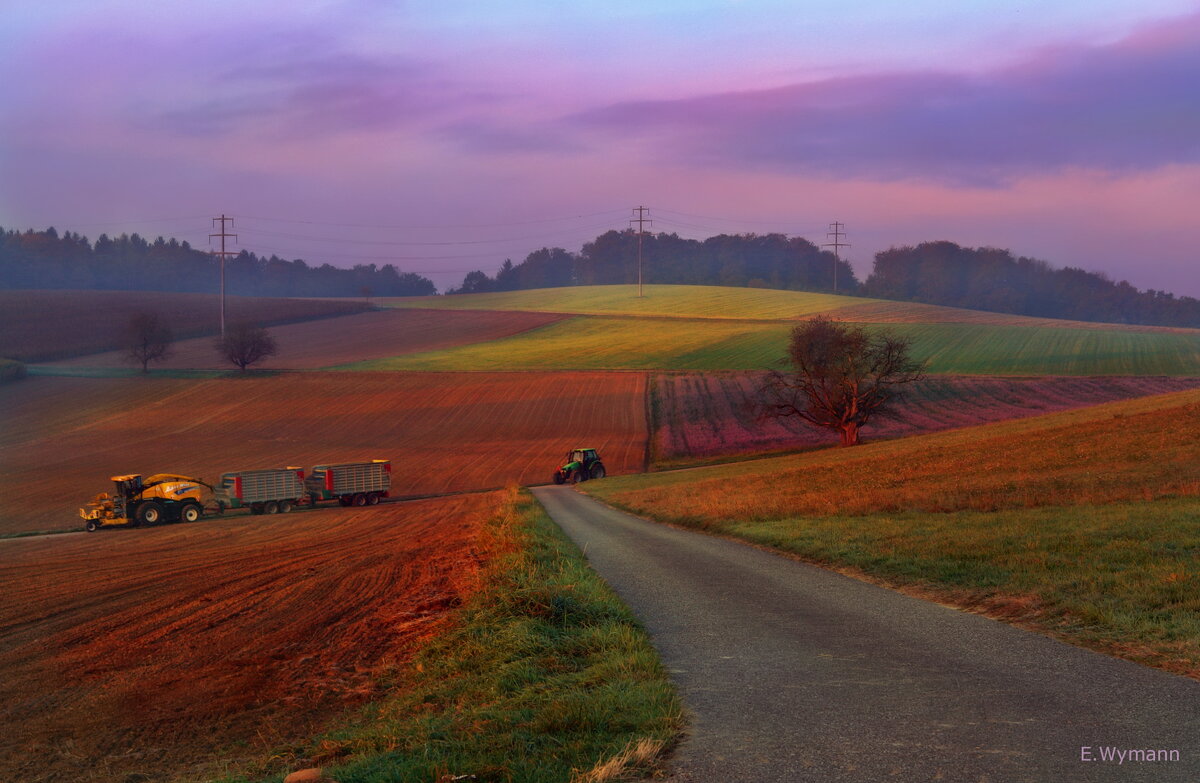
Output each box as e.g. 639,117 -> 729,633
630,206 -> 652,298
822,221 -> 849,293
209,215 -> 237,338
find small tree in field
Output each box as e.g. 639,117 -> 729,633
125,311 -> 174,373
214,323 -> 278,373
761,316 -> 925,446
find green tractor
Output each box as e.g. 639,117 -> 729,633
553,448 -> 606,485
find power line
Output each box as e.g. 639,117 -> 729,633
236,208 -> 629,230
652,206 -> 827,233
234,218 -> 625,247
630,206 -> 652,299
209,215 -> 238,338
822,221 -> 850,293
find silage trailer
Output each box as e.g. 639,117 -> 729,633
305,459 -> 391,507
215,467 -> 308,515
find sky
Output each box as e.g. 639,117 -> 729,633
2,0 -> 1198,296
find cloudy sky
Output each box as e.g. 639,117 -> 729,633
2,0 -> 1198,295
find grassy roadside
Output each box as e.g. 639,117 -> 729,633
583,391 -> 1200,679
227,488 -> 682,783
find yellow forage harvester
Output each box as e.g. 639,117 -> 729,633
80,474 -> 214,532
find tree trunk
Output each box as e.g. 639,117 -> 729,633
839,422 -> 860,446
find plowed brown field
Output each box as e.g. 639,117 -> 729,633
0,493 -> 497,783
0,290 -> 370,362
0,372 -> 647,534
49,308 -> 567,370
654,373 -> 1200,461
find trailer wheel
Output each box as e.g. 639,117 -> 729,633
351,493 -> 367,507
264,501 -> 279,515
137,501 -> 164,525
179,502 -> 203,524
85,519 -> 99,533
279,499 -> 293,513
367,492 -> 380,505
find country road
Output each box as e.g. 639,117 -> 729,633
531,485 -> 1200,782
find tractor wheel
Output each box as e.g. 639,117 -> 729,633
179,502 -> 203,524
264,501 -> 279,515
570,470 -> 583,484
85,519 -> 99,533
590,463 -> 606,479
553,472 -> 565,485
352,493 -> 368,507
367,492 -> 380,505
279,499 -> 293,514
137,501 -> 164,526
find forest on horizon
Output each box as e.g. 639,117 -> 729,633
2,225 -> 1197,328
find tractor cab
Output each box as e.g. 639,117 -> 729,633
553,448 -> 606,485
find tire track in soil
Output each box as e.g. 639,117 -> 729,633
0,494 -> 497,783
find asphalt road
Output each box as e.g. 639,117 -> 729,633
531,485 -> 1200,783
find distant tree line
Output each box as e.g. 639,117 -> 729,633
448,230 -> 856,294
451,232 -> 1198,327
0,227 -> 436,297
6,225 -> 1196,327
862,242 -> 1200,327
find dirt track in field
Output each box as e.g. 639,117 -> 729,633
48,308 -> 567,369
0,493 -> 498,783
654,373 -> 1200,461
0,372 -> 647,534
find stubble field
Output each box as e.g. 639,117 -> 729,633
49,308 -> 566,370
0,371 -> 647,535
0,289 -> 370,362
0,493 -> 499,783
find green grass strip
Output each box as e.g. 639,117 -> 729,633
227,488 -> 682,783
379,284 -> 860,320
339,316 -> 1200,375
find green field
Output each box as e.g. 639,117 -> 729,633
339,316 -> 1200,375
381,284 -> 857,320
583,389 -> 1200,678
383,284 -> 1200,333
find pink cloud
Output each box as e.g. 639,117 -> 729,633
571,12 -> 1200,185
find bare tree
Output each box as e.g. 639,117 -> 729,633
125,311 -> 174,373
214,323 -> 278,373
761,316 -> 925,446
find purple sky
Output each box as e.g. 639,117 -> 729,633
2,1 -> 1198,296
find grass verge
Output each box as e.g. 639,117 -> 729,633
227,488 -> 682,783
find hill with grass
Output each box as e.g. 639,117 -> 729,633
358,286 -> 1200,375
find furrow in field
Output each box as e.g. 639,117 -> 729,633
652,373 -> 1200,462
0,372 -> 647,534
